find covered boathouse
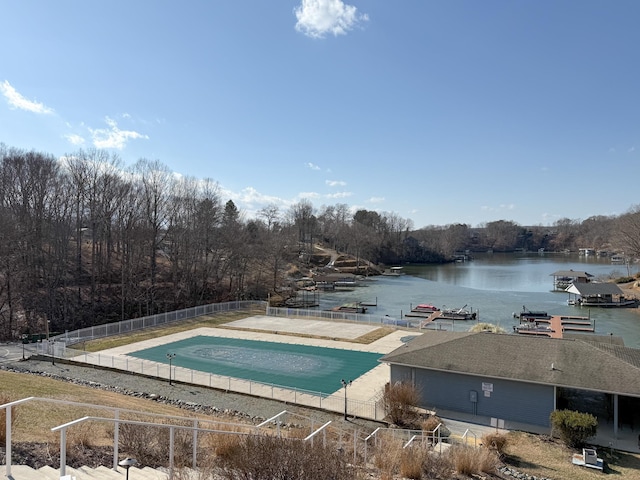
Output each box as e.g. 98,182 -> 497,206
566,282 -> 640,307
380,331 -> 640,443
550,269 -> 593,291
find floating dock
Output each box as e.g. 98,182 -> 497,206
515,315 -> 595,339
419,311 -> 442,328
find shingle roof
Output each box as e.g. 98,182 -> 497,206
551,270 -> 593,278
565,282 -> 624,295
380,331 -> 640,397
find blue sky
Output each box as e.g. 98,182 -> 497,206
2,1 -> 639,228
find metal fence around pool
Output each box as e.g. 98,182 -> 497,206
53,300 -> 267,345
266,305 -> 423,328
33,344 -> 385,421
37,301 -> 392,421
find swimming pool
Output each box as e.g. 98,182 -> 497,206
129,335 -> 382,395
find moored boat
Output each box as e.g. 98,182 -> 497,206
440,305 -> 477,320
412,303 -> 440,313
514,306 -> 551,322
381,266 -> 405,276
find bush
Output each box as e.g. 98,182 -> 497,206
373,438 -> 402,480
400,445 -> 429,479
481,432 -> 508,454
549,409 -> 598,448
448,445 -> 499,475
216,435 -> 352,480
379,381 -> 422,428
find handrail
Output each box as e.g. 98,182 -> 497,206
50,415 -> 254,478
304,420 -> 332,446
1,396 -> 254,477
403,434 -> 418,448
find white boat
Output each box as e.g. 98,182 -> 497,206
440,305 -> 477,320
382,266 -> 405,276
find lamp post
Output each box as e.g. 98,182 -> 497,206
118,457 -> 137,480
166,353 -> 176,385
341,378 -> 352,420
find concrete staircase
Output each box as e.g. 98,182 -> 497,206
2,464 -> 200,479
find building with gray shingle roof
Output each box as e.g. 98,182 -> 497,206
381,331 -> 640,434
566,282 -> 640,307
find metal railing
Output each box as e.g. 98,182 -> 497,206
266,305 -> 423,328
2,397 -> 358,479
54,300 -> 266,345
36,345 -> 384,421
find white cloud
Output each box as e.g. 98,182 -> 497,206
299,191 -> 322,199
326,191 -> 352,199
294,0 -> 368,39
307,162 -> 321,170
368,196 -> 385,204
326,179 -> 346,187
89,116 -> 148,150
64,134 -> 86,146
0,80 -> 54,114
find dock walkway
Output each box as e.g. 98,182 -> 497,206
419,311 -> 442,328
517,315 -> 595,339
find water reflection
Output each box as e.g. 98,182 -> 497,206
315,253 -> 640,348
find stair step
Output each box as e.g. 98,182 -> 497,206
1,464 -> 175,479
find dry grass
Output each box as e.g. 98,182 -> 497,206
4,370 -> 640,478
80,308 -> 264,352
372,438 -> 403,480
0,369 -> 218,444
503,431 -> 640,480
448,444 -> 500,475
80,309 -> 394,353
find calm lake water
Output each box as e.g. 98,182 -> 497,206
314,253 -> 640,348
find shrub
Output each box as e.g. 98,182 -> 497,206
448,445 -> 499,475
119,423 -> 164,465
373,438 -> 402,480
549,409 -> 598,448
421,414 -> 442,432
481,432 -> 508,454
400,445 -> 429,479
378,381 -> 422,428
216,435 -> 352,480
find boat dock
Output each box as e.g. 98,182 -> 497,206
515,315 -> 595,339
419,310 -> 442,328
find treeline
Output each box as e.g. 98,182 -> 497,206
1,144 -> 639,339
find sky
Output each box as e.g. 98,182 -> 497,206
1,1 -> 639,229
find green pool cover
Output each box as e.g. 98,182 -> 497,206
129,335 -> 382,395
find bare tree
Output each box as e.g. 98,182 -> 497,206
616,205 -> 640,259
133,159 -> 175,314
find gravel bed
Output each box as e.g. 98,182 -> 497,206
2,356 -> 384,432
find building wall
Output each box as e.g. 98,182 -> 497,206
391,365 -> 555,427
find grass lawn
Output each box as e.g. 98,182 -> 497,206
503,431 -> 640,480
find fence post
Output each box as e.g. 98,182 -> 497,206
59,428 -> 67,478
113,410 -> 120,471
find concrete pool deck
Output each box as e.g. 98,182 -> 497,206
71,316 -> 417,416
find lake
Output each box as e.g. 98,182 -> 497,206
313,253 -> 640,348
